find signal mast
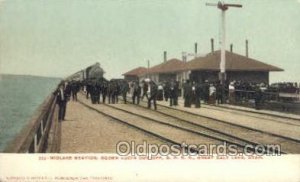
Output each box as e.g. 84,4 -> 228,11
206,1 -> 242,103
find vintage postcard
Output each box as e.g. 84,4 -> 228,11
0,0 -> 300,181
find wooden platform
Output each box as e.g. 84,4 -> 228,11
60,97 -> 164,153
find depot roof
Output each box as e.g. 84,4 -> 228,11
122,67 -> 148,76
147,58 -> 188,74
186,50 -> 283,71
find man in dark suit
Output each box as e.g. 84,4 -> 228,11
195,82 -> 201,108
91,82 -> 101,104
174,81 -> 179,106
141,81 -> 149,100
121,81 -> 129,104
203,80 -> 210,103
56,83 -> 70,121
115,81 -> 121,104
132,81 -> 141,105
70,81 -> 79,101
109,82 -> 117,104
148,81 -> 158,110
216,82 -> 223,104
169,81 -> 176,106
164,81 -> 170,102
101,81 -> 108,103
255,87 -> 263,110
184,80 -> 192,108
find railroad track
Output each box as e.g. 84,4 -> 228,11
201,102 -> 300,122
128,97 -> 300,142
199,103 -> 300,127
79,96 -> 292,154
119,96 -> 300,154
125,95 -> 300,126
77,99 -> 268,155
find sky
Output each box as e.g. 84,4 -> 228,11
0,0 -> 299,83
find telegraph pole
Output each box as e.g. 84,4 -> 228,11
147,59 -> 150,79
0,64 -> 1,81
206,1 -> 242,103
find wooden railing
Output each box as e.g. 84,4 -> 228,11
4,90 -> 61,153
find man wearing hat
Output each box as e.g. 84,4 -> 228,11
132,81 -> 141,105
147,81 -> 158,110
203,80 -> 210,103
55,82 -> 70,121
183,80 -> 192,107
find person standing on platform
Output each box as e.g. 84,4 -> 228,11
55,83 -> 70,121
95,82 -> 101,104
115,81 -> 121,104
121,81 -> 129,104
148,81 -> 158,110
183,80 -> 192,107
90,83 -> 95,104
83,81 -> 87,95
208,83 -> 216,105
90,82 -> 100,104
70,81 -> 78,101
108,81 -> 116,104
254,86 -> 263,110
203,80 -> 209,104
157,83 -> 164,101
164,81 -> 170,102
111,82 -> 118,104
141,81 -> 149,100
169,81 -> 176,106
65,82 -> 72,97
195,82 -> 201,108
132,81 -> 141,105
216,82 -> 223,104
174,81 -> 179,106
86,81 -> 92,99
191,81 -> 196,105
228,81 -> 236,104
101,81 -> 108,104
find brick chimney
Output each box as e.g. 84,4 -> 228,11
230,44 -> 233,52
211,38 -> 214,53
194,42 -> 198,55
164,51 -> 167,63
182,52 -> 187,62
246,39 -> 249,57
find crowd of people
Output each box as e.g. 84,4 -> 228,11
80,79 -> 230,109
54,78 -> 299,121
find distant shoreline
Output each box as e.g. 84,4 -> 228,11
0,73 -> 62,80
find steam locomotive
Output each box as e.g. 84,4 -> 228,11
67,62 -> 106,82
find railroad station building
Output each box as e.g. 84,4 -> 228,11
186,50 -> 283,84
123,43 -> 283,85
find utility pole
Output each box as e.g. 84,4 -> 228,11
147,59 -> 150,79
0,63 -> 1,81
206,1 -> 242,103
